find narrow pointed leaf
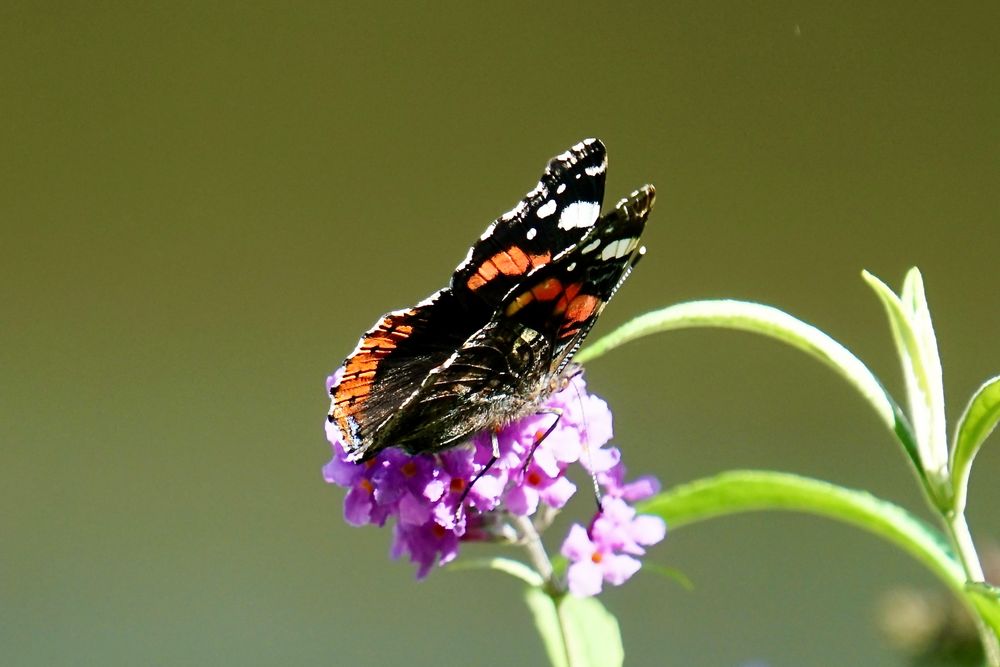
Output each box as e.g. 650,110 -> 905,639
901,269 -> 945,408
639,471 -> 967,606
525,588 -> 569,667
863,270 -> 948,490
967,585 -> 1000,640
575,300 -> 922,477
642,562 -> 695,590
558,594 -> 625,667
451,557 -> 544,587
951,376 -> 1000,513
901,269 -> 948,476
524,589 -> 624,667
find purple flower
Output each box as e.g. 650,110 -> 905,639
559,461 -> 667,596
391,520 -> 459,579
324,369 -> 665,593
561,524 -> 642,597
504,459 -> 577,516
599,462 -> 661,502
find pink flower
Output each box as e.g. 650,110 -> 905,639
560,497 -> 666,596
323,369 -> 665,593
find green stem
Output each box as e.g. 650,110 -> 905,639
945,512 -> 1000,665
515,514 -> 556,586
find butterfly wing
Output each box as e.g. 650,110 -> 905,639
330,142 -> 651,461
328,288 -> 476,461
374,185 -> 655,454
500,184 -> 655,374
451,138 -> 607,311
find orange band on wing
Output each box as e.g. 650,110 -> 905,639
558,294 -> 601,339
465,250 -> 552,292
554,282 -> 582,315
528,251 -> 551,268
492,247 -> 530,275
466,259 -> 500,291
531,277 -> 563,302
333,314 -> 415,415
505,290 -> 534,316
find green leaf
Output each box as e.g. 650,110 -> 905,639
450,557 -> 544,587
639,471 -> 966,602
901,270 -> 945,415
558,595 -> 625,667
951,376 -> 1000,513
967,582 -> 1000,599
642,562 -> 695,590
638,470 -> 1000,640
525,588 -> 569,667
967,584 -> 1000,640
524,589 -> 624,667
863,269 -> 949,493
574,299 -> 923,478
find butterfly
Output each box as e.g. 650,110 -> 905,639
329,138 -> 654,465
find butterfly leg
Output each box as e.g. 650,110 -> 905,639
521,408 -> 562,475
457,429 -> 501,511
520,408 -> 602,510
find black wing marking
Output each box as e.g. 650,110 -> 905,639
451,139 -> 607,311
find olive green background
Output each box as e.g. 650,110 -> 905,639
2,2 -> 998,666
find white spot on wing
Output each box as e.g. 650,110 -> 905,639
536,199 -> 557,219
584,164 -> 605,177
556,183 -> 567,194
479,221 -> 498,241
414,288 -> 448,308
526,227 -> 537,240
566,261 -> 577,271
581,238 -> 601,254
600,237 -> 639,261
558,201 -> 600,231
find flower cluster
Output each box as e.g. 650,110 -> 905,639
323,368 -> 665,594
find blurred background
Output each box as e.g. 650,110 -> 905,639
2,2 -> 998,665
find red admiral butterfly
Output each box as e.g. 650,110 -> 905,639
329,138 -> 654,463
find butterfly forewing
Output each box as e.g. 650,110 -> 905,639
451,138 -> 607,311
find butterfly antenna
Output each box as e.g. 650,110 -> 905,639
571,378 -> 603,512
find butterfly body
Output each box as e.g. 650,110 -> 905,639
329,139 -> 654,462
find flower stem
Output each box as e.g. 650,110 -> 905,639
515,515 -> 576,667
514,514 -> 555,583
945,511 -> 1000,666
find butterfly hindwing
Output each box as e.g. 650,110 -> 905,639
329,289 -> 476,460
499,185 -> 655,374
